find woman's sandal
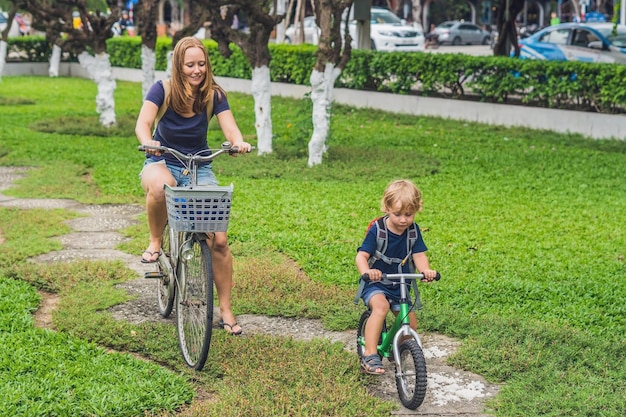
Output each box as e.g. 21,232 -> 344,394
218,319 -> 242,336
361,354 -> 385,375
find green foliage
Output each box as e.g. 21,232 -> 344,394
7,36 -> 626,113
106,36 -> 143,69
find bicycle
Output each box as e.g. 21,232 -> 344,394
139,142 -> 250,371
355,272 -> 440,410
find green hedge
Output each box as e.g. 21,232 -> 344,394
6,35 -> 626,114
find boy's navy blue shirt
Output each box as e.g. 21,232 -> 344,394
358,222 -> 428,274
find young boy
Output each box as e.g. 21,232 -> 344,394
355,179 -> 438,375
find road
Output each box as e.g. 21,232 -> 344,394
426,44 -> 494,56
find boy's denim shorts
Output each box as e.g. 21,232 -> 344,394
141,159 -> 218,187
361,282 -> 413,312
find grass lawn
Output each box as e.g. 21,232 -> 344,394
0,76 -> 625,416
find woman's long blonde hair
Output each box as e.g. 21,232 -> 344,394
169,37 -> 224,115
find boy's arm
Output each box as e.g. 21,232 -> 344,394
356,251 -> 382,281
413,252 -> 438,281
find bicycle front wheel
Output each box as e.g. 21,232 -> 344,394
176,233 -> 214,370
395,339 -> 427,410
157,223 -> 176,318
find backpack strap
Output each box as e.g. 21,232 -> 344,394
405,222 -> 418,273
367,216 -> 388,268
153,79 -> 171,135
153,79 -> 215,135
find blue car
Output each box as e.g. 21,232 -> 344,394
517,22 -> 626,64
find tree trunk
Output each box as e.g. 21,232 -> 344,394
308,62 -> 341,167
141,45 -> 156,99
493,0 -> 525,57
412,1 -> 424,31
251,66 -> 273,155
48,44 -> 62,77
78,51 -> 117,127
135,0 -> 158,99
0,41 -> 6,81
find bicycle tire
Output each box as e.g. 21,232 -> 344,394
176,233 -> 213,370
395,339 -> 427,410
356,310 -> 385,359
157,223 -> 175,318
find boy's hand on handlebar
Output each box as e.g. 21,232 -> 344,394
364,269 -> 383,281
421,269 -> 438,282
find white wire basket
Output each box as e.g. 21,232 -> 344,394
164,184 -> 233,232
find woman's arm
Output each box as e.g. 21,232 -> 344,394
135,100 -> 159,146
216,110 -> 251,153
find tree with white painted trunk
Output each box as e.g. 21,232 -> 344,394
0,2 -> 20,81
133,0 -> 158,99
20,0 -> 122,126
307,0 -> 353,167
206,0 -> 284,155
61,0 -> 121,127
21,0 -> 75,78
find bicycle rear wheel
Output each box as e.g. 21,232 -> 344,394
356,310 -> 386,360
176,233 -> 214,370
395,339 -> 427,410
157,223 -> 175,318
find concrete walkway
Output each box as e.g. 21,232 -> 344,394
5,61 -> 625,140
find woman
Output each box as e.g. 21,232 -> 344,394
135,36 -> 252,335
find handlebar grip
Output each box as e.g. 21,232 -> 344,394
138,145 -> 165,152
228,145 -> 256,155
434,272 -> 441,281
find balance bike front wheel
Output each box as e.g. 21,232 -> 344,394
395,339 -> 427,409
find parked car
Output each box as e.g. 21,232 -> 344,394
348,7 -> 424,51
517,22 -> 626,64
0,12 -> 28,37
434,21 -> 491,45
284,15 -> 320,45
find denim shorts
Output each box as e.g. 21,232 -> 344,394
361,282 -> 413,312
141,159 -> 218,187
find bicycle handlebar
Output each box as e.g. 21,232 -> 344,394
360,272 -> 441,283
138,141 -> 254,163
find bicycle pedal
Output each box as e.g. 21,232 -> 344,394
144,271 -> 164,279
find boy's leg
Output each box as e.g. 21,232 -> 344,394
362,293 -> 389,374
364,293 -> 389,355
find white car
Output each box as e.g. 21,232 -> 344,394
0,12 -> 23,37
348,7 -> 424,52
284,15 -> 320,45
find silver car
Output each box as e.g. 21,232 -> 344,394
284,16 -> 320,45
435,21 -> 491,46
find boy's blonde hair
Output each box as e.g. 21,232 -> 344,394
381,179 -> 423,213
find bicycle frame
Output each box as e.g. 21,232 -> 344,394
139,142 -> 250,370
374,274 -> 424,373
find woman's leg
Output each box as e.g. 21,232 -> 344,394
140,163 -> 175,261
210,231 -> 241,334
